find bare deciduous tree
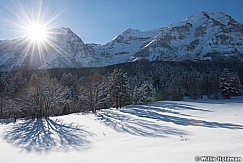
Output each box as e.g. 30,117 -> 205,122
78,74 -> 108,113
26,73 -> 69,118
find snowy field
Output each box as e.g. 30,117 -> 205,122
1,97 -> 243,163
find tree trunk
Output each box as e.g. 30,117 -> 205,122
115,96 -> 119,109
92,108 -> 96,113
0,105 -> 3,119
118,97 -> 122,109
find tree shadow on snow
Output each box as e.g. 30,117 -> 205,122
185,100 -> 243,105
146,102 -> 213,112
0,118 -> 16,125
3,118 -> 93,152
121,104 -> 243,130
97,110 -> 189,137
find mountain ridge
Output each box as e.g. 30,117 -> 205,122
0,11 -> 243,71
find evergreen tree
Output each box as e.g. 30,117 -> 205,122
166,79 -> 184,101
61,73 -> 78,99
210,73 -> 221,99
0,96 -> 6,119
219,69 -> 234,99
61,73 -> 77,87
187,70 -> 202,100
4,71 -> 27,97
231,73 -> 242,96
109,69 -> 130,109
132,81 -> 155,104
201,73 -> 220,99
0,95 -> 19,119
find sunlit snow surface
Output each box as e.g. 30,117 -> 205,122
1,96 -> 243,163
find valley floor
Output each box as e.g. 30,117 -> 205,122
1,97 -> 243,163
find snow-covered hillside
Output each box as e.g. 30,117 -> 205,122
0,12 -> 243,70
1,97 -> 243,163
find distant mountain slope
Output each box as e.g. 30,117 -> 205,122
0,12 -> 243,71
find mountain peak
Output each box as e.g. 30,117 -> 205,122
184,11 -> 238,26
201,11 -> 227,17
51,27 -> 75,34
188,11 -> 229,19
50,27 -> 84,45
123,28 -> 141,34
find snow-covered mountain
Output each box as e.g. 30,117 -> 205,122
0,27 -> 98,71
0,12 -> 243,71
94,28 -> 162,66
132,12 -> 243,62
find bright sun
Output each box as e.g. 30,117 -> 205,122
26,24 -> 48,42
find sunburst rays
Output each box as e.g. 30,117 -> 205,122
3,0 -> 69,68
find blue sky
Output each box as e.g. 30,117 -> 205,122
0,0 -> 243,44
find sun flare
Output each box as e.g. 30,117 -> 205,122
5,0 -> 67,67
26,24 -> 48,42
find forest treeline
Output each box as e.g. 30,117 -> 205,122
0,61 -> 242,119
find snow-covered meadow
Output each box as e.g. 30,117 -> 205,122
1,97 -> 243,163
